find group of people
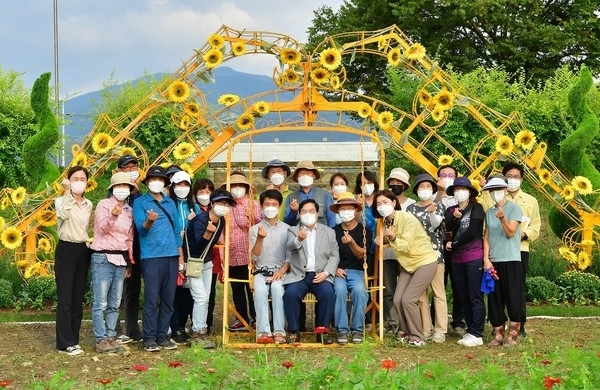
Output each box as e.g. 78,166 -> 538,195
53,153 -> 540,355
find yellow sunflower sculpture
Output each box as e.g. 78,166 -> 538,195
437,155 -> 453,166
36,210 -> 57,227
571,176 -> 593,195
279,48 -> 302,66
253,101 -> 270,116
1,227 -> 23,250
310,67 -> 329,85
11,187 -> 27,205
514,130 -> 536,150
538,168 -> 551,184
92,133 -> 114,154
236,113 -> 255,131
320,48 -> 342,71
86,179 -> 98,193
184,102 -> 201,118
357,103 -> 372,119
202,49 -> 224,69
208,34 -> 225,49
1,196 -> 10,210
173,142 -> 195,160
377,111 -> 394,129
561,185 -> 575,201
405,43 -> 426,61
37,238 -> 52,254
120,147 -> 136,157
495,135 -> 514,156
217,94 -> 240,107
387,48 -> 401,67
231,41 -> 246,56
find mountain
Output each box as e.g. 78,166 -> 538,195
62,66 -> 360,153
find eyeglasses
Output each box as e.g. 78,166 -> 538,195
439,173 -> 456,179
506,175 -> 522,179
299,209 -> 317,215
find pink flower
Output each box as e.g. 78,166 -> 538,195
131,364 -> 148,371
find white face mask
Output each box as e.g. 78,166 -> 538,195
129,171 -> 140,182
231,187 -> 246,199
506,178 -> 521,192
338,209 -> 355,223
70,181 -> 86,195
377,204 -> 395,218
300,213 -> 317,227
298,175 -> 314,187
490,189 -> 505,204
112,188 -> 130,201
213,204 -> 230,217
147,180 -> 165,194
196,194 -> 210,206
173,186 -> 190,199
263,206 -> 279,219
417,189 -> 433,201
333,185 -> 347,195
269,173 -> 285,186
454,189 -> 470,203
363,183 -> 375,196
441,177 -> 454,190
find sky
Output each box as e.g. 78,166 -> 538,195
1,0 -> 343,99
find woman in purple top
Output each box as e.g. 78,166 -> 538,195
444,177 -> 486,347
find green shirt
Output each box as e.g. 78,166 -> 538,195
485,200 -> 522,262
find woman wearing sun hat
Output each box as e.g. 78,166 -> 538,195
223,171 -> 262,332
90,172 -> 137,353
481,176 -> 523,347
444,176 -> 486,347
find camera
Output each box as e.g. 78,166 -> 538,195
252,266 -> 274,284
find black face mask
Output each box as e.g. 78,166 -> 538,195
390,185 -> 404,196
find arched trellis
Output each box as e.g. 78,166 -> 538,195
0,24 -> 596,284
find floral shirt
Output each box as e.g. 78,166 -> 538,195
229,196 -> 262,267
406,202 -> 445,263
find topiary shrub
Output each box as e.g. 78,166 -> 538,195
0,279 -> 14,309
556,270 -> 600,304
25,275 -> 57,304
525,276 -> 559,303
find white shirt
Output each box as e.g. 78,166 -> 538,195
305,226 -> 317,272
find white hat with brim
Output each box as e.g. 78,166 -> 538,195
482,177 -> 508,191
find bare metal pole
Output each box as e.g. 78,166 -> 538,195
53,0 -> 65,166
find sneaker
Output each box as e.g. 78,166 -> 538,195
143,340 -> 160,352
351,332 -> 363,344
116,335 -> 133,344
171,330 -> 190,345
59,346 -> 84,356
316,333 -> 334,345
96,339 -> 117,353
228,320 -> 247,332
256,334 -> 274,344
337,333 -> 349,345
408,338 -> 426,347
452,326 -> 466,338
431,332 -> 446,344
157,339 -> 177,350
458,333 -> 483,347
107,338 -> 125,352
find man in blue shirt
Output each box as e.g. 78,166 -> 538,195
133,166 -> 183,352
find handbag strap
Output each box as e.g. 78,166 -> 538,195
153,199 -> 175,230
185,218 -> 221,262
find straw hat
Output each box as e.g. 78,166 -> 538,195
291,160 -> 321,181
329,192 -> 363,213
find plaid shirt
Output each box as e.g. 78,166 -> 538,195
229,196 -> 262,267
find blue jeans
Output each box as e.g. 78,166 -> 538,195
91,253 -> 126,342
141,256 -> 178,342
451,260 -> 485,337
254,272 -> 286,337
189,262 -> 213,332
334,269 -> 368,334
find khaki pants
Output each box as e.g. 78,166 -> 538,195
419,263 -> 448,336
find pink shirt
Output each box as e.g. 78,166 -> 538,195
228,196 -> 262,267
90,196 -> 134,266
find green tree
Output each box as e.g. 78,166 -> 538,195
308,0 -> 600,95
0,66 -> 37,188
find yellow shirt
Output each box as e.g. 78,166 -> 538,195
55,193 -> 93,243
479,189 -> 540,251
388,210 -> 437,273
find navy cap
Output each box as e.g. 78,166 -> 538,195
143,165 -> 170,186
117,154 -> 138,168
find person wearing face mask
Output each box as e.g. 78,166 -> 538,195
330,173 -> 350,225
406,174 -> 447,344
284,160 -> 336,228
186,189 -> 233,348
379,168 -> 414,334
133,166 -> 184,352
249,190 -> 291,344
330,192 -> 371,345
222,172 -> 262,332
283,199 -> 340,344
192,178 -> 221,334
168,171 -> 201,345
482,176 -> 523,347
261,159 -> 292,220
89,172 -> 137,353
444,177 -> 486,347
373,189 -> 437,347
54,166 -> 93,356
113,154 -> 143,345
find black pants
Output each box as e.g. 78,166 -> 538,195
520,251 -> 529,327
170,286 -> 194,333
207,272 -> 218,329
55,241 -> 89,350
122,257 -> 142,339
383,259 -> 400,324
435,249 -> 465,328
451,260 -> 485,337
229,265 -> 255,323
488,261 -> 525,326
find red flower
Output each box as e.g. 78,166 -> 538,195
98,379 -> 111,385
131,364 -> 148,371
314,326 -> 329,334
540,359 -> 552,365
543,376 -> 562,389
282,361 -> 294,369
0,380 -> 11,388
381,358 -> 396,370
168,361 -> 183,368
464,354 -> 474,359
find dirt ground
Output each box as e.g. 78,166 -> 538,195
0,316 -> 599,388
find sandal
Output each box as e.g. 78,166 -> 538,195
273,333 -> 286,344
256,334 -> 274,344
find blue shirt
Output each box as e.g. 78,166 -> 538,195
283,186 -> 336,228
185,210 -> 225,263
174,198 -> 201,232
133,192 -> 182,260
